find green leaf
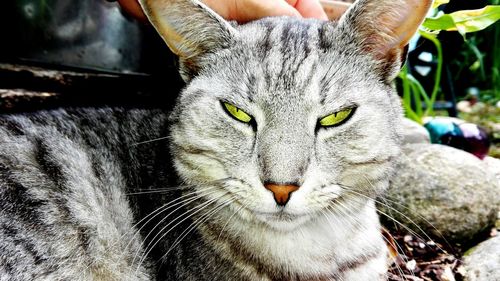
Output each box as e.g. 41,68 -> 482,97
418,28 -> 440,38
418,32 -> 442,118
423,5 -> 500,36
423,14 -> 456,31
398,67 -> 423,124
432,0 -> 449,9
466,41 -> 486,79
470,60 -> 481,71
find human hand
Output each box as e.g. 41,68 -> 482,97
201,0 -> 328,22
117,0 -> 343,23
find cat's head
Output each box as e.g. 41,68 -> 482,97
140,0 -> 431,231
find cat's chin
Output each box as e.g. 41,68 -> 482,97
255,211 -> 311,232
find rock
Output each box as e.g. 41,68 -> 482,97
497,211 -> 500,230
380,143 -> 500,243
457,100 -> 473,113
463,235 -> 500,281
401,118 -> 430,144
483,156 -> 500,181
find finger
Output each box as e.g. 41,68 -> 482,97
210,0 -> 301,23
319,0 -> 351,20
117,0 -> 148,21
287,0 -> 328,20
200,0 -> 232,20
250,0 -> 302,18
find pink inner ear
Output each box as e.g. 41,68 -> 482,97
391,0 -> 432,47
364,0 -> 432,60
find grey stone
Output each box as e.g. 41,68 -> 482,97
463,235 -> 500,281
380,144 -> 500,243
497,211 -> 500,230
401,118 -> 430,144
483,156 -> 500,181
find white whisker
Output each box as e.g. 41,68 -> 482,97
161,196 -> 236,260
131,188 -> 222,269
125,187 -> 218,257
338,184 -> 447,254
135,193 -> 224,273
216,201 -> 248,243
131,136 -> 170,146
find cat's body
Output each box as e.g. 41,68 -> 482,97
0,109 -> 166,280
0,0 -> 432,280
0,106 -> 386,281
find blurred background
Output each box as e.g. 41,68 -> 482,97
0,0 -> 184,111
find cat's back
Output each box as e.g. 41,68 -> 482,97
0,108 -> 167,281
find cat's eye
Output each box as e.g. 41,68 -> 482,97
222,102 -> 253,123
318,108 -> 355,127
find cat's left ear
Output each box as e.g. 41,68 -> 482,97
337,0 -> 432,81
139,0 -> 238,80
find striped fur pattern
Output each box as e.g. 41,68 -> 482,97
166,18 -> 400,281
0,109 -> 170,280
1,0 -> 431,280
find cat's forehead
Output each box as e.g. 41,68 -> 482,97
202,17 -> 374,106
234,17 -> 333,69
238,18 -> 318,49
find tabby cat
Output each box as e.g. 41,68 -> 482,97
0,0 -> 431,280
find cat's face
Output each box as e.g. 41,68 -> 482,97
139,0 -> 430,231
169,18 -> 402,230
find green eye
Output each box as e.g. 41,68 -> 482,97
319,108 -> 355,127
222,102 -> 252,123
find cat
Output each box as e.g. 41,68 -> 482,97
0,0 -> 432,280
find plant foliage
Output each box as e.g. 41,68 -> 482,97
399,1 -> 500,124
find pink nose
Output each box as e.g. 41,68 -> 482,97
264,183 -> 300,206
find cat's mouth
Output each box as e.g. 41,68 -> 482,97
257,210 -> 299,221
253,210 -> 311,231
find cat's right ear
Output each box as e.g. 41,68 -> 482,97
335,0 -> 432,82
139,0 -> 238,80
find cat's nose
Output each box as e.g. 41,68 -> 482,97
264,183 -> 300,206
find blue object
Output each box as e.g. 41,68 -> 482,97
424,119 -> 490,159
424,119 -> 463,144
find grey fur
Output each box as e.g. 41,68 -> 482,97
1,0 -> 431,280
